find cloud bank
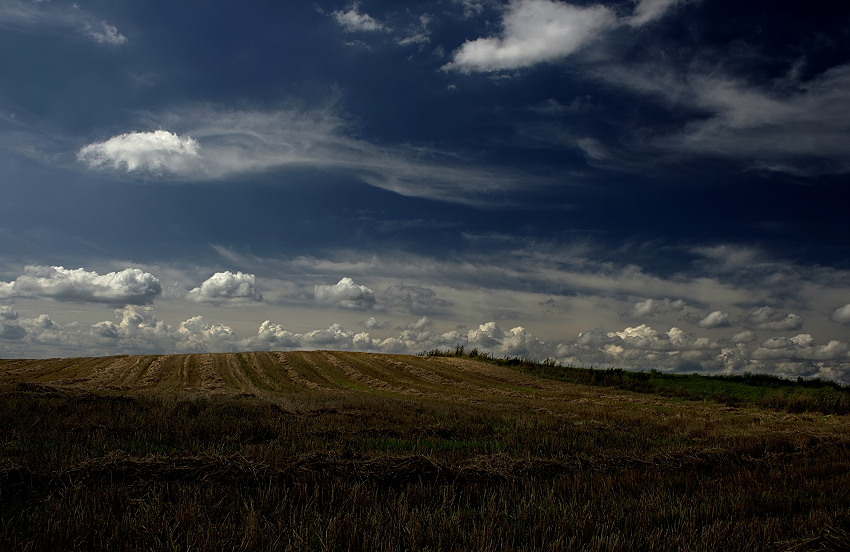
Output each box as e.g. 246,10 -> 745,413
3,306 -> 848,384
1,245 -> 848,382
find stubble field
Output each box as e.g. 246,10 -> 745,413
1,351 -> 848,551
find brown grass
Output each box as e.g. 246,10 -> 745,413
1,351 -> 849,551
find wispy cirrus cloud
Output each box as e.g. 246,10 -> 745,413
443,0 -> 616,73
582,54 -> 850,175
627,0 -> 688,27
83,20 -> 127,45
442,0 -> 850,176
443,0 -> 687,74
648,65 -> 850,174
76,105 -> 542,204
0,0 -> 126,45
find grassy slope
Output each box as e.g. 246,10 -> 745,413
1,351 -> 849,551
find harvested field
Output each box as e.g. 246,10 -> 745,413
0,351 -> 619,409
1,351 -> 849,551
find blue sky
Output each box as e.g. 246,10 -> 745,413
2,0 -> 850,382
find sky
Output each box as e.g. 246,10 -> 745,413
1,0 -> 850,382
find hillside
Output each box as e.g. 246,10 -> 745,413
0,350 -> 646,413
0,350 -> 567,401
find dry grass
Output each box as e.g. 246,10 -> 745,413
1,351 -> 849,551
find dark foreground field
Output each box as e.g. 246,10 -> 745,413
1,351 -> 849,551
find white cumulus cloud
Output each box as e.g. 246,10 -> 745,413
0,305 -> 26,340
698,310 -> 732,329
444,0 -> 616,73
831,304 -> 850,324
630,297 -> 685,317
90,306 -> 174,353
187,271 -> 263,304
333,4 -> 386,32
78,130 -> 202,176
381,284 -> 452,314
0,281 -> 15,300
251,321 -> 303,349
89,307 -> 238,354
497,326 -> 548,358
752,334 -> 849,364
407,316 -> 433,331
731,330 -> 757,344
176,316 -> 238,353
744,306 -> 803,331
9,266 -> 161,305
467,321 -> 505,348
363,317 -> 389,330
315,277 -> 376,309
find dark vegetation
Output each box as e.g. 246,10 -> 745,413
421,346 -> 850,415
1,351 -> 849,551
